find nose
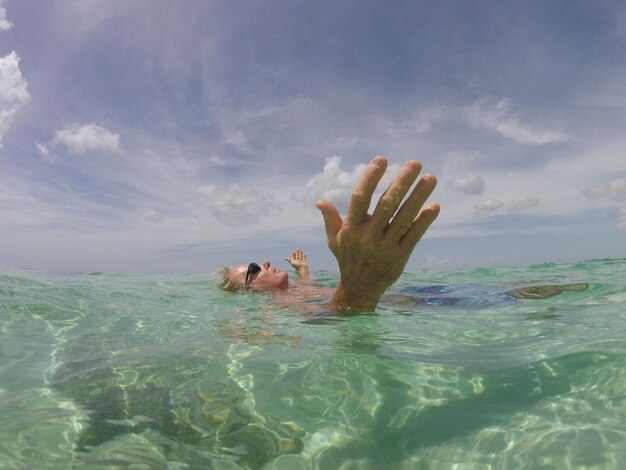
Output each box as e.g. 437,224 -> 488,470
261,261 -> 270,269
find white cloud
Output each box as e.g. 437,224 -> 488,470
296,156 -> 365,211
139,208 -> 166,224
581,185 -> 608,201
606,179 -> 626,201
0,1 -> 13,31
466,98 -> 568,145
618,208 -> 626,230
583,178 -> 626,231
36,142 -> 57,163
52,123 -> 120,154
450,174 -> 485,195
196,184 -> 281,227
473,198 -> 503,216
207,155 -> 243,167
0,51 -> 30,147
506,197 -> 540,213
293,155 -> 403,213
582,177 -> 626,202
220,127 -> 250,154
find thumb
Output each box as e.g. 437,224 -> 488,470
315,200 -> 342,241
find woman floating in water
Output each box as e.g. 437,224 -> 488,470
218,156 -> 587,313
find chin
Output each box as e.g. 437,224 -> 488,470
272,271 -> 289,289
278,272 -> 289,288
252,272 -> 289,291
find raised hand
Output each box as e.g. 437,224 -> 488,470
316,156 -> 440,312
286,249 -> 310,281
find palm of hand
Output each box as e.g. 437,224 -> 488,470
286,249 -> 308,270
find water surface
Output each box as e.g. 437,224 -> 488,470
1,259 -> 624,468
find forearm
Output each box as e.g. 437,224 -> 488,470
295,266 -> 310,281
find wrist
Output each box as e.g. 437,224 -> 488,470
329,281 -> 384,313
293,264 -> 309,281
295,265 -> 309,281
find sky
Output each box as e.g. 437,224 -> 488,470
0,0 -> 625,273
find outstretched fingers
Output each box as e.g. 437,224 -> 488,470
399,201 -> 440,251
316,200 -> 343,244
371,160 -> 423,231
286,249 -> 308,265
386,173 -> 437,239
344,156 -> 388,226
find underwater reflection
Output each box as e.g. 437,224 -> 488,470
48,331 -> 305,468
40,270 -> 624,469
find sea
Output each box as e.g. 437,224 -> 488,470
1,258 -> 624,469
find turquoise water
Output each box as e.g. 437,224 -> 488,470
1,259 -> 625,469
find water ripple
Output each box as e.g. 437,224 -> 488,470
0,261 -> 624,468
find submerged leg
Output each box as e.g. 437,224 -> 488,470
506,283 -> 588,299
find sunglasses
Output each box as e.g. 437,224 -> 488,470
245,262 -> 262,285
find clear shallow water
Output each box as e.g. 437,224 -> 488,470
1,259 -> 625,469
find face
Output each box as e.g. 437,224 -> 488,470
228,261 -> 289,291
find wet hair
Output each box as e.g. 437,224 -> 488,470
217,265 -> 238,291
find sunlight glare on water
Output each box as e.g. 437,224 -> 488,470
0,259 -> 625,468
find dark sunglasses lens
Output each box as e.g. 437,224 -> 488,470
245,263 -> 261,284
